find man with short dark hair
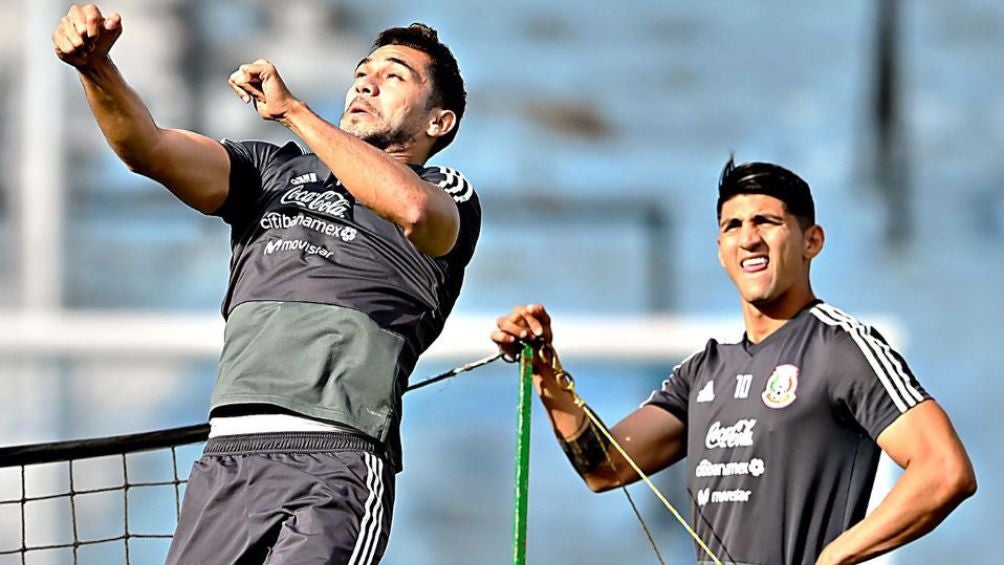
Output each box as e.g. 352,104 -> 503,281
54,4 -> 479,563
493,159 -> 976,564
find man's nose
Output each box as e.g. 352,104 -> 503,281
739,224 -> 762,248
356,76 -> 378,96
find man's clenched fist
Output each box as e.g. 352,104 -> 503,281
228,60 -> 301,123
53,4 -> 122,68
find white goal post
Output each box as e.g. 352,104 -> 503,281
0,311 -> 903,360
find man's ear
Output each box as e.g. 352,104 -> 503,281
426,109 -> 457,139
803,224 -> 825,260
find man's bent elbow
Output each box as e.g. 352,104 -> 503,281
403,209 -> 459,256
101,123 -> 177,178
116,135 -> 177,183
582,468 -> 633,494
952,465 -> 977,504
113,142 -> 156,176
935,456 -> 977,511
584,474 -> 610,493
122,156 -> 154,178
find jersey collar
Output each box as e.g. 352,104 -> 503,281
741,298 -> 822,356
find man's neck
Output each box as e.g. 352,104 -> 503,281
375,138 -> 430,167
741,290 -> 817,344
383,145 -> 426,166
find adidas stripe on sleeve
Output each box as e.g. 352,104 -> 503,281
811,303 -> 930,438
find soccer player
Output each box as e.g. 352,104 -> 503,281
492,159 -> 976,564
54,4 -> 479,563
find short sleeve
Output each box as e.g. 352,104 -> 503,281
827,327 -> 930,440
644,348 -> 705,425
211,139 -> 281,225
420,166 -> 481,265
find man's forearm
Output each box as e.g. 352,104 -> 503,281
555,408 -> 611,476
77,59 -> 164,173
817,460 -> 976,564
531,359 -> 625,490
281,102 -> 458,255
533,363 -> 586,436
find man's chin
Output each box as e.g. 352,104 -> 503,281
340,122 -> 369,138
339,125 -> 386,148
743,289 -> 776,307
340,120 -> 416,151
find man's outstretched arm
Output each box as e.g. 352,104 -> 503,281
54,4 -> 230,214
816,400 -> 976,565
492,304 -> 687,492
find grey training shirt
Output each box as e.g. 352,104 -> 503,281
645,300 -> 929,564
209,139 -> 481,471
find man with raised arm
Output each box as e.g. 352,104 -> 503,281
54,4 -> 479,563
492,159 -> 975,564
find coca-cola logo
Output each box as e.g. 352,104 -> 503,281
279,187 -> 351,218
705,418 -> 757,450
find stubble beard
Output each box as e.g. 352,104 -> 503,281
343,115 -> 419,152
359,127 -> 419,151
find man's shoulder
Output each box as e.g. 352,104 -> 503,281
680,337 -> 745,372
418,164 -> 469,178
802,301 -> 875,344
799,301 -> 901,373
223,138 -> 307,160
417,164 -> 477,204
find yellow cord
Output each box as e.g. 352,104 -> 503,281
580,403 -> 722,565
543,344 -> 723,565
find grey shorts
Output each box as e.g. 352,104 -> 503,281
165,431 -> 395,565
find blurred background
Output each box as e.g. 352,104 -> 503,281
1,0 -> 1001,563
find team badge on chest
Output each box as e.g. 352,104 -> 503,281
761,364 -> 799,409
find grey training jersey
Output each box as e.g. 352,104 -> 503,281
208,139 -> 480,471
645,301 -> 929,565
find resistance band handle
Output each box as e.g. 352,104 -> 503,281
512,343 -> 534,565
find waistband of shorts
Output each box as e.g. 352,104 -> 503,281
203,431 -> 382,456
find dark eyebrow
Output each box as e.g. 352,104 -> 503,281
719,216 -> 741,230
354,56 -> 420,78
385,56 -> 420,77
753,213 -> 785,223
719,212 -> 784,230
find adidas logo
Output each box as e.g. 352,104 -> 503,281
290,172 -> 318,185
697,381 -> 715,403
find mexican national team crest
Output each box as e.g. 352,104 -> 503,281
762,364 -> 799,409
